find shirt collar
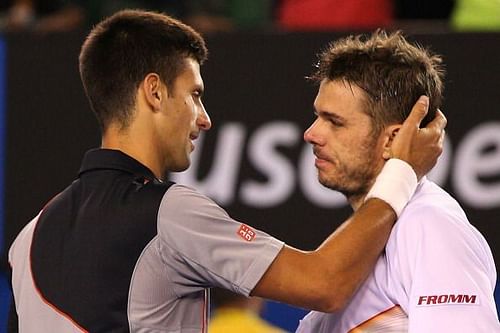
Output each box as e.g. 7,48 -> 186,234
78,148 -> 159,182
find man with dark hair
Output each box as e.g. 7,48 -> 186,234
297,30 -> 499,332
79,9 -> 208,134
8,11 -> 446,332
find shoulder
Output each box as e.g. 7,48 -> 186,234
390,179 -> 495,270
9,212 -> 42,263
162,183 -> 216,202
156,184 -> 235,244
390,178 -> 488,257
160,183 -> 229,218
9,217 -> 37,248
396,179 -> 468,236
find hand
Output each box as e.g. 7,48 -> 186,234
391,96 -> 447,180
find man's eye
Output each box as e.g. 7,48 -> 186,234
329,119 -> 342,127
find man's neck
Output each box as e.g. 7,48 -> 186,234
348,193 -> 367,211
101,126 -> 164,180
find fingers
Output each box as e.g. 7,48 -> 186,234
390,96 -> 446,180
425,109 -> 447,131
431,110 -> 447,158
402,96 -> 429,131
422,109 -> 447,153
395,96 -> 429,148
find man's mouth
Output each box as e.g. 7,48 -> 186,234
189,133 -> 199,151
313,148 -> 329,162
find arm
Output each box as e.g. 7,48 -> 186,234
252,96 -> 447,312
253,198 -> 395,312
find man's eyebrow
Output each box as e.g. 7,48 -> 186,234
315,108 -> 346,121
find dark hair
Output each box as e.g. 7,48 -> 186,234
311,30 -> 444,132
79,9 -> 208,131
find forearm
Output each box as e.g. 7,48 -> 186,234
252,199 -> 395,312
253,160 -> 417,311
312,198 -> 396,309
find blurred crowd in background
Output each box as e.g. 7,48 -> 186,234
0,0 -> 499,34
209,289 -> 286,333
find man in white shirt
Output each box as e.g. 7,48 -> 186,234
297,30 -> 499,332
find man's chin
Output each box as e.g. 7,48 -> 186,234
169,160 -> 190,173
318,177 -> 349,195
318,175 -> 337,190
318,172 -> 373,198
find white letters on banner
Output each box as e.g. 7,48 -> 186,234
170,121 -> 500,210
453,122 -> 500,208
240,122 -> 300,207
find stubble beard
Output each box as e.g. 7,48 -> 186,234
318,138 -> 380,201
318,166 -> 374,199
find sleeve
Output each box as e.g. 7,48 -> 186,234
295,311 -> 331,333
295,315 -> 313,333
156,184 -> 284,297
397,205 -> 500,332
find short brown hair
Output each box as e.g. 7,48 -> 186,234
79,9 -> 208,131
311,30 -> 444,132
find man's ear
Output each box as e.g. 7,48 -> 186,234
382,124 -> 402,160
142,73 -> 165,112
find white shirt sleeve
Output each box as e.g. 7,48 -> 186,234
397,203 -> 500,332
296,311 -> 332,333
156,184 -> 284,297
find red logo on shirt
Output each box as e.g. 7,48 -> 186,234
237,224 -> 256,242
417,294 -> 478,306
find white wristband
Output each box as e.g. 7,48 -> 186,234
365,159 -> 418,217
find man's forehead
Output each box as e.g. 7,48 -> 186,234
316,79 -> 369,106
319,79 -> 363,94
177,57 -> 203,85
314,80 -> 373,119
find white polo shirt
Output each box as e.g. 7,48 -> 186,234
297,178 -> 499,333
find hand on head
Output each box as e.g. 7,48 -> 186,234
390,96 -> 447,180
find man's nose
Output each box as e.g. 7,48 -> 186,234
304,119 -> 320,144
198,104 -> 212,131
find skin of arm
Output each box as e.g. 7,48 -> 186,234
252,96 -> 447,312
